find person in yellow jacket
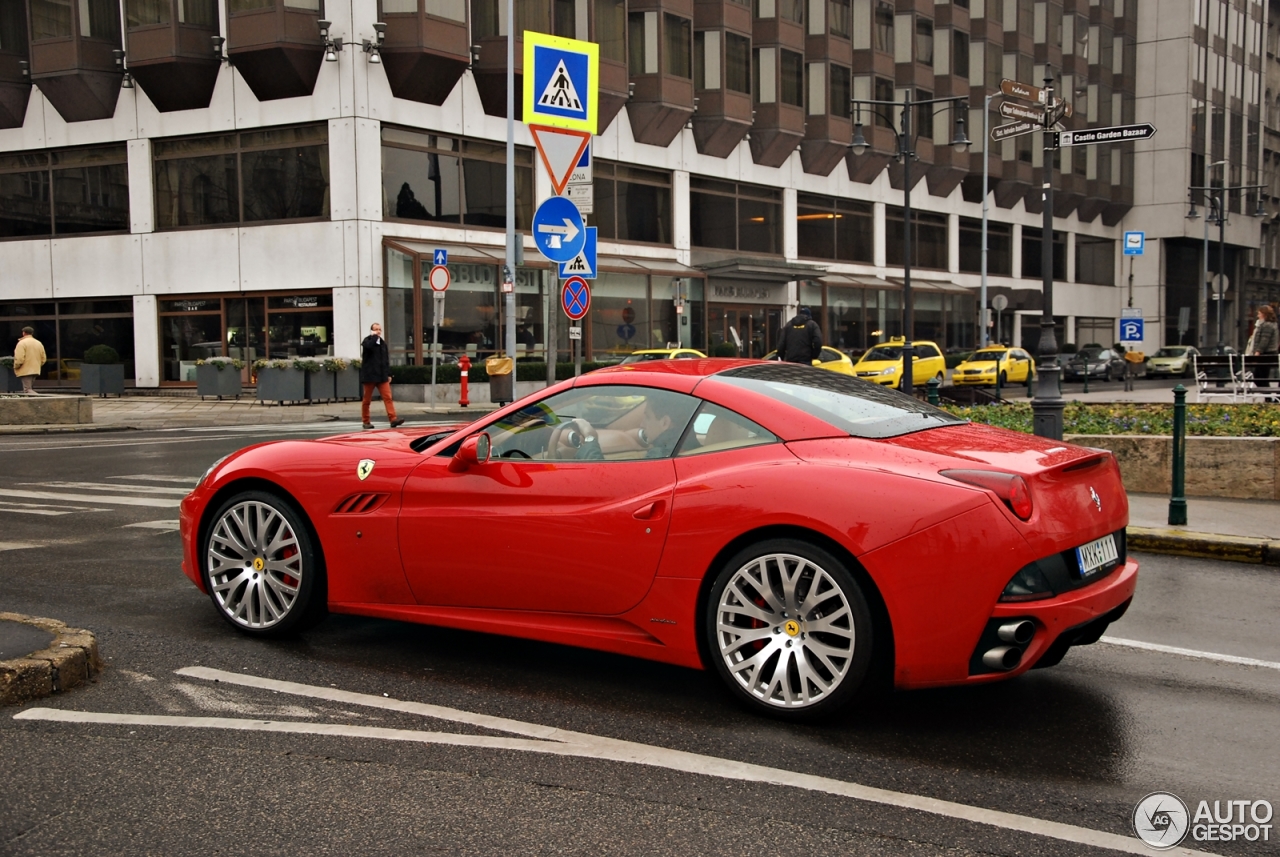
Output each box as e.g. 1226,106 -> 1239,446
13,327 -> 47,394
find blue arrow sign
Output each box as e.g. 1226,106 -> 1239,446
533,196 -> 586,263
559,226 -> 596,279
1120,318 -> 1144,342
434,249 -> 448,266
617,323 -> 636,341
1123,231 -> 1144,256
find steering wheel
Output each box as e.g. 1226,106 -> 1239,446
545,418 -> 597,460
500,449 -> 532,459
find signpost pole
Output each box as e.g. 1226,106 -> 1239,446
900,91 -> 914,395
1031,70 -> 1064,440
430,291 -> 443,408
503,0 -> 516,377
547,271 -> 558,386
981,93 -> 992,348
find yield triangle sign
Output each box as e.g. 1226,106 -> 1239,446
538,59 -> 584,112
529,125 -> 592,195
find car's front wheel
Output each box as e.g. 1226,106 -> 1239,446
202,490 -> 326,637
705,539 -> 874,720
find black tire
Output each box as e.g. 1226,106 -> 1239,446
998,371 -> 1007,386
1104,367 -> 1112,382
1182,366 -> 1192,379
705,539 -> 875,721
202,490 -> 327,638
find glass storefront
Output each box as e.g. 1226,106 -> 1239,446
158,292 -> 334,383
797,281 -> 975,354
1,299 -> 135,387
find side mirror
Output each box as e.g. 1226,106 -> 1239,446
448,432 -> 492,472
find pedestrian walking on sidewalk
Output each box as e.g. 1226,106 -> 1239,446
1246,305 -> 1278,389
360,323 -> 404,429
12,327 -> 46,395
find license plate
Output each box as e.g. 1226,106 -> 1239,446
1075,534 -> 1119,577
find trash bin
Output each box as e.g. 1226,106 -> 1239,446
486,356 -> 514,403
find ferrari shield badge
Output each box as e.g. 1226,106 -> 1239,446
357,459 -> 375,481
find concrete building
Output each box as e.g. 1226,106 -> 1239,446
0,0 -> 1262,389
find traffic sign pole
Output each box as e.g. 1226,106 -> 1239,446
430,290 -> 445,410
1031,70 -> 1065,441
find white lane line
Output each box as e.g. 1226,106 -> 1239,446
123,520 -> 181,531
106,476 -> 199,485
3,489 -> 180,508
13,666 -> 1216,857
0,542 -> 42,551
1101,636 -> 1280,671
20,481 -> 191,496
0,501 -> 105,516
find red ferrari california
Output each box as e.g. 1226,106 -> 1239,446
179,360 -> 1137,720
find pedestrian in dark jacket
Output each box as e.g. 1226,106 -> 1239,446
777,306 -> 823,364
360,323 -> 404,429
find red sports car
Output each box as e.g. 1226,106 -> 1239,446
179,359 -> 1138,720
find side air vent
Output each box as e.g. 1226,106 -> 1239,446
333,493 -> 389,514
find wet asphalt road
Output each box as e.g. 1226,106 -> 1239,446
0,423 -> 1277,857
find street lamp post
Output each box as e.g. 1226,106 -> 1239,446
851,93 -> 970,395
1187,175 -> 1266,353
1029,73 -> 1065,441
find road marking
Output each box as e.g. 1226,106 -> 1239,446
14,667 -> 1218,857
0,501 -> 105,516
21,481 -> 191,496
3,489 -> 180,508
0,542 -> 42,551
1101,636 -> 1280,671
107,475 -> 199,485
124,520 -> 181,531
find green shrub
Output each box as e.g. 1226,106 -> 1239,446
942,402 -> 1280,437
82,344 -> 121,364
1061,342 -> 1079,354
390,361 -> 617,385
945,351 -> 973,368
712,342 -> 739,357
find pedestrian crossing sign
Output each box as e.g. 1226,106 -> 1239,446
559,226 -> 597,279
523,31 -> 598,135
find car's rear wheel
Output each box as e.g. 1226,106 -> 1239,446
705,539 -> 874,721
202,491 -> 326,637
1104,367 -> 1113,382
998,371 -> 1008,386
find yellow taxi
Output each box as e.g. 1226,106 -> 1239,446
852,338 -> 946,389
618,348 -> 708,364
952,345 -> 1037,386
762,346 -> 856,375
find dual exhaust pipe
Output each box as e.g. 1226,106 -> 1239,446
981,620 -> 1036,671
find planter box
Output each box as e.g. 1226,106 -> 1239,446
2,367 -> 22,392
332,368 -> 360,401
79,364 -> 125,397
256,367 -> 308,404
196,364 -> 243,399
0,395 -> 93,425
389,380 -> 547,406
1067,434 -> 1280,501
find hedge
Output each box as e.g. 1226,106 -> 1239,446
390,362 -> 617,384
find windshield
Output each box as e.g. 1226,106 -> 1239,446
972,350 -> 1007,361
1155,348 -> 1187,358
862,345 -> 903,361
1074,348 -> 1103,360
619,353 -> 668,364
709,363 -> 965,439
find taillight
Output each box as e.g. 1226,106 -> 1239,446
941,469 -> 1034,520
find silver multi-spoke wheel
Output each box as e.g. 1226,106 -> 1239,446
206,498 -> 306,631
710,542 -> 871,717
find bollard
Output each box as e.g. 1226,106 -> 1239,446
1167,384 -> 1187,526
1082,364 -> 1089,394
926,376 -> 940,406
458,355 -> 470,408
994,365 -> 1002,402
1027,366 -> 1034,398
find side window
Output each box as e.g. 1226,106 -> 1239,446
677,403 -> 778,456
819,347 -> 841,363
484,384 -> 699,461
923,345 -> 941,359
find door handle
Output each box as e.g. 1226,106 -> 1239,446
633,500 -> 666,520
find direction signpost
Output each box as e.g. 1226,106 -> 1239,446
1000,78 -> 1045,103
991,120 -> 1037,141
1059,123 -> 1157,146
428,252 -> 451,409
999,101 -> 1044,123
532,195 -> 585,262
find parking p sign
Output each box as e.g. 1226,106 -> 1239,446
1120,308 -> 1144,342
1123,231 -> 1145,255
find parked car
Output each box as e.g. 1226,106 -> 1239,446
951,346 -> 1037,386
762,346 -> 856,375
619,349 -> 708,364
1145,346 -> 1199,378
1064,347 -> 1126,381
181,359 -> 1137,720
852,338 -> 946,388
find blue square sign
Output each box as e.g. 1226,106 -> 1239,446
1123,231 -> 1145,255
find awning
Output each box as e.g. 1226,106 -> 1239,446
694,254 -> 827,282
383,237 -> 703,278
820,274 -> 893,288
885,277 -> 970,292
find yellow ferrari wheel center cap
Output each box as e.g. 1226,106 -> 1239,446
784,620 -> 800,637
253,557 -> 265,571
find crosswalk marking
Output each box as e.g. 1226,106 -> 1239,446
24,481 -> 191,496
124,520 -> 181,531
107,475 -> 198,485
0,501 -> 106,516
5,488 -> 180,508
0,542 -> 42,551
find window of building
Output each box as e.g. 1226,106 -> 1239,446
726,33 -> 751,92
915,17 -> 933,64
380,127 -> 533,230
690,178 -> 783,254
830,64 -> 851,117
154,125 -> 328,229
1,145 -> 129,238
1021,227 -> 1066,280
592,162 -> 671,244
1,299 -> 135,386
958,218 -> 1011,275
595,0 -> 626,62
885,208 -> 947,270
914,88 -> 933,138
872,76 -> 894,127
952,29 -> 968,78
629,11 -> 657,73
796,193 -> 872,262
829,0 -> 849,36
780,49 -> 804,106
665,13 -> 692,77
873,0 -> 893,51
1075,235 -> 1115,285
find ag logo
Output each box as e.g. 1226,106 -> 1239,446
784,620 -> 800,637
1133,792 -> 1190,849
357,459 -> 375,481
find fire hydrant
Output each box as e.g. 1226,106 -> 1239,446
458,354 -> 470,407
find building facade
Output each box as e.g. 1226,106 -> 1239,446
0,0 -> 1264,388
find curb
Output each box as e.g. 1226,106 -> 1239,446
0,613 -> 104,706
1128,527 -> 1280,566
